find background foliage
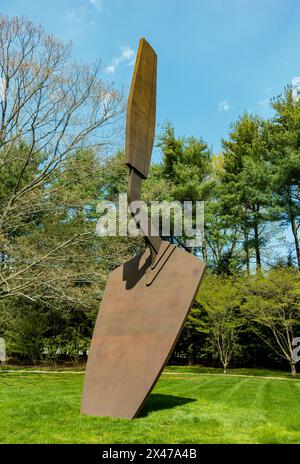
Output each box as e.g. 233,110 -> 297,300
0,15 -> 300,374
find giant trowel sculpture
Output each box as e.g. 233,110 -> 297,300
81,38 -> 205,419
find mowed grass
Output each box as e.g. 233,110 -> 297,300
0,368 -> 300,444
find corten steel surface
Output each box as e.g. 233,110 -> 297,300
81,246 -> 205,419
125,38 -> 156,179
81,38 -> 206,419
125,38 -> 161,256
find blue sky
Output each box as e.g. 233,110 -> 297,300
1,0 -> 298,261
2,0 -> 300,155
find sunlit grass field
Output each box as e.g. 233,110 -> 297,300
0,367 -> 299,444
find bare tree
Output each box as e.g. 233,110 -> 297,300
0,15 -> 124,302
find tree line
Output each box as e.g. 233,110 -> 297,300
0,15 -> 299,374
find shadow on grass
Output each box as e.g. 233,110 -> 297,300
139,394 -> 196,417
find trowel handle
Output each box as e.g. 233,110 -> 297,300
125,38 -> 161,257
125,38 -> 156,180
128,168 -> 161,256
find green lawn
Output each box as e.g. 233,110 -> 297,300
0,367 -> 300,444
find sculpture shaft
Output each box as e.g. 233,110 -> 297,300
126,39 -> 161,256
128,168 -> 161,256
125,38 -> 157,179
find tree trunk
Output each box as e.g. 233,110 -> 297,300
223,361 -> 228,374
202,239 -> 207,262
290,362 -> 297,377
187,343 -> 195,366
289,209 -> 300,269
243,229 -> 250,276
253,212 -> 261,273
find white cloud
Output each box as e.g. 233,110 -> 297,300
89,0 -> 103,12
258,98 -> 269,109
106,64 -> 116,74
106,58 -> 119,74
218,100 -> 230,111
63,7 -> 96,40
105,46 -> 136,74
63,0 -> 103,39
121,46 -> 135,60
64,9 -> 82,26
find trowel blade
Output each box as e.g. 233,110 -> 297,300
81,244 -> 205,419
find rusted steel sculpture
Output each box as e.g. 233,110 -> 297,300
81,38 -> 205,419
